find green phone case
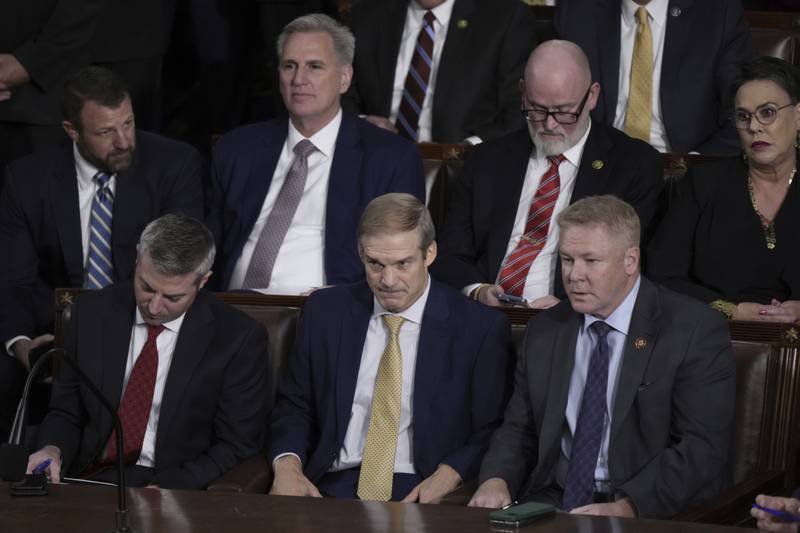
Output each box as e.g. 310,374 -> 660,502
489,502 -> 555,526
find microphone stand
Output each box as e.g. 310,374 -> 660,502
6,347 -> 136,533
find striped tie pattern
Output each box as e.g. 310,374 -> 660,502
624,7 -> 653,142
242,139 -> 317,289
357,315 -> 405,501
396,10 -> 436,141
562,321 -> 613,511
85,172 -> 115,289
497,154 -> 565,297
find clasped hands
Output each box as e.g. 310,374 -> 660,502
269,456 -> 462,504
736,299 -> 800,323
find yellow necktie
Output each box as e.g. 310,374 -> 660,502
624,7 -> 653,142
357,314 -> 405,501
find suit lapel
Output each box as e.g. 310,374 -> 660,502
156,291 -> 215,442
432,0 -> 477,130
661,0 -> 694,102
411,281 -> 450,455
376,1 -> 408,113
571,123 -> 613,202
597,0 -> 622,122
98,288 -> 136,434
334,283 -> 373,444
51,147 -> 84,285
324,113 -> 363,276
536,310 -> 581,468
610,278 -> 660,442
487,130 -> 534,280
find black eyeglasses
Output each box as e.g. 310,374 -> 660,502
733,102 -> 795,129
521,86 -> 592,125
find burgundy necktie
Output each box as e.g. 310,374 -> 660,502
497,154 -> 565,296
396,10 -> 436,141
104,324 -> 165,464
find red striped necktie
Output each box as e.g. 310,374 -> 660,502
497,154 -> 566,297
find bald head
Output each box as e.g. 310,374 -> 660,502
524,40 -> 592,91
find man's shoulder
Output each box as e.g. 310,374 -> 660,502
135,130 -> 201,159
198,290 -> 264,332
464,128 -> 531,165
6,141 -> 73,179
648,280 -> 727,328
348,113 -> 417,155
430,278 -> 509,327
213,120 -> 286,158
595,122 -> 661,161
304,281 -> 369,312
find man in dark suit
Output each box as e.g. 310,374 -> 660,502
26,214 -> 268,489
268,193 -> 513,502
432,40 -> 663,309
209,14 -> 425,293
0,66 -> 204,441
342,0 -> 537,143
555,0 -> 756,156
0,0 -> 106,171
469,195 -> 735,518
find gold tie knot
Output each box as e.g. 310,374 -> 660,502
636,7 -> 649,29
382,314 -> 405,336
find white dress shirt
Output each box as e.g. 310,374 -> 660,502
389,0 -> 455,143
330,277 -> 431,473
227,110 -> 342,293
121,308 -> 185,468
613,0 -> 670,152
5,144 -> 117,356
463,122 -> 592,301
555,276 -> 641,493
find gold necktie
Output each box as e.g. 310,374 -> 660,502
624,7 -> 653,142
357,314 -> 405,501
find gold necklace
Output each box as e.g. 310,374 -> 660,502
747,167 -> 796,250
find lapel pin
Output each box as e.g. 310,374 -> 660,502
670,7 -> 681,17
457,19 -> 468,29
634,337 -> 647,349
592,160 -> 604,170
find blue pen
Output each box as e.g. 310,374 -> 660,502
32,458 -> 52,475
752,503 -> 800,523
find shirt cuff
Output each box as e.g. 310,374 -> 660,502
5,336 -> 30,357
462,283 -> 483,298
272,452 -> 303,468
464,136 -> 482,145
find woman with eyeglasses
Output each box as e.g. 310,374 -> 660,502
647,56 -> 800,322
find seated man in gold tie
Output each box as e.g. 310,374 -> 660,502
268,193 -> 514,502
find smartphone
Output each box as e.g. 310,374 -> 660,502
497,293 -> 527,306
752,503 -> 800,523
489,501 -> 555,527
10,473 -> 48,497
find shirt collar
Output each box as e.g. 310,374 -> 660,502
134,306 -> 186,334
582,275 -> 641,336
286,108 -> 342,159
410,0 -> 455,28
371,275 -> 431,325
622,0 -> 668,28
73,143 -> 105,190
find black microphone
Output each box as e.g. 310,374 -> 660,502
2,347 -> 137,533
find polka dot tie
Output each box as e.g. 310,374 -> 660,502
357,314 -> 405,501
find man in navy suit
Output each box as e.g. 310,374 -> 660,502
208,14 -> 425,294
555,0 -> 756,156
268,193 -> 513,502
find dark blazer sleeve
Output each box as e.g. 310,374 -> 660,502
12,0 -> 106,91
619,308 -> 735,518
477,319 -> 540,496
154,318 -> 268,489
158,143 -> 206,221
437,310 -> 513,481
646,168 -> 724,303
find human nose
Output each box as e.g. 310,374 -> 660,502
148,294 -> 164,315
544,113 -> 560,131
381,266 -> 397,287
292,66 -> 308,86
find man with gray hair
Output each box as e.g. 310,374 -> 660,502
432,40 -> 662,311
26,213 -> 268,489
268,193 -> 513,502
208,14 -> 425,295
470,195 -> 735,518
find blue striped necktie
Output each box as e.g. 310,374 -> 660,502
396,10 -> 436,141
85,171 -> 115,289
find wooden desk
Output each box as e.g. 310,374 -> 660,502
0,483 -> 749,533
